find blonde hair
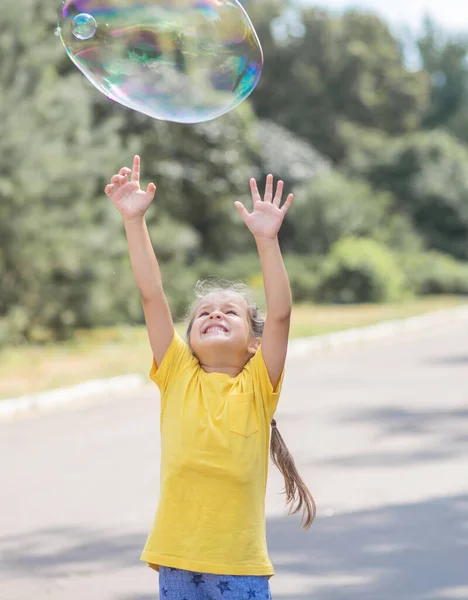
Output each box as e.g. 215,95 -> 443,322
185,278 -> 316,530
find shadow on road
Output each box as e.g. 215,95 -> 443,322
426,354 -> 468,365
267,495 -> 468,599
313,405 -> 468,468
336,406 -> 468,435
0,527 -> 143,577
1,497 -> 467,600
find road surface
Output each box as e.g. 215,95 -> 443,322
1,320 -> 467,600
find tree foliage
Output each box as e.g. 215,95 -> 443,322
352,131 -> 468,260
0,0 -> 126,343
251,6 -> 430,162
1,0 -> 468,345
418,18 -> 468,132
284,172 -> 422,256
316,237 -> 408,304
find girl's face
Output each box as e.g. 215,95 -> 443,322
189,290 -> 258,369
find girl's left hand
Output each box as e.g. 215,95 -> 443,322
235,175 -> 293,240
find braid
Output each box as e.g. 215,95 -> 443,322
270,419 -> 316,529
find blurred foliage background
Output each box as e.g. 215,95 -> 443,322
1,0 -> 468,347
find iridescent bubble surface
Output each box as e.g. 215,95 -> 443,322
57,0 -> 263,123
72,13 -> 97,40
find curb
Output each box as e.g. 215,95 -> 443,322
1,304 -> 467,422
286,303 -> 468,358
0,374 -> 145,422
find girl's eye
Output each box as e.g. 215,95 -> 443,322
199,311 -> 209,317
227,310 -> 237,315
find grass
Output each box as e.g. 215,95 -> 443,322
0,296 -> 465,401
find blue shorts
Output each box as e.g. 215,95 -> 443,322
159,566 -> 272,599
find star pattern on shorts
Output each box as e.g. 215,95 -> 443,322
247,590 -> 257,599
216,580 -> 232,594
161,587 -> 168,597
191,573 -> 206,587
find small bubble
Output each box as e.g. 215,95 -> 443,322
72,13 -> 97,41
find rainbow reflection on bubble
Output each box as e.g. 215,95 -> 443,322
57,0 -> 263,123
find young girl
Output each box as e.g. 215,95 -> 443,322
105,155 -> 315,599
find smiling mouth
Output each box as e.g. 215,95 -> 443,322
203,325 -> 228,334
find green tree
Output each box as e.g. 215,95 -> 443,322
254,119 -> 331,184
418,18 -> 468,130
0,0 -> 129,343
251,7 -> 430,162
353,130 -> 468,260
317,237 -> 408,304
283,172 -> 422,256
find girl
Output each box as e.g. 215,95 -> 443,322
105,155 -> 315,600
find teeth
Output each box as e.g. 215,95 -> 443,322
205,326 -> 226,333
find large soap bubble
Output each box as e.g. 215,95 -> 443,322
57,0 -> 263,123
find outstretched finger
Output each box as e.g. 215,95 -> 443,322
105,184 -> 115,197
281,193 -> 294,214
146,182 -> 157,199
235,200 -> 250,222
273,180 -> 284,207
131,155 -> 141,183
265,174 -> 274,203
249,178 -> 261,208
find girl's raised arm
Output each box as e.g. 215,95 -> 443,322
105,155 -> 174,366
235,175 -> 293,388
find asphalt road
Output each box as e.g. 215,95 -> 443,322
1,321 -> 467,600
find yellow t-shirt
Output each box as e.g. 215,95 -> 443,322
140,330 -> 284,576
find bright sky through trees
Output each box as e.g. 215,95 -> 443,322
300,0 -> 467,31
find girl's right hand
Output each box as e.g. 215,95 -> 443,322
105,155 -> 156,221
